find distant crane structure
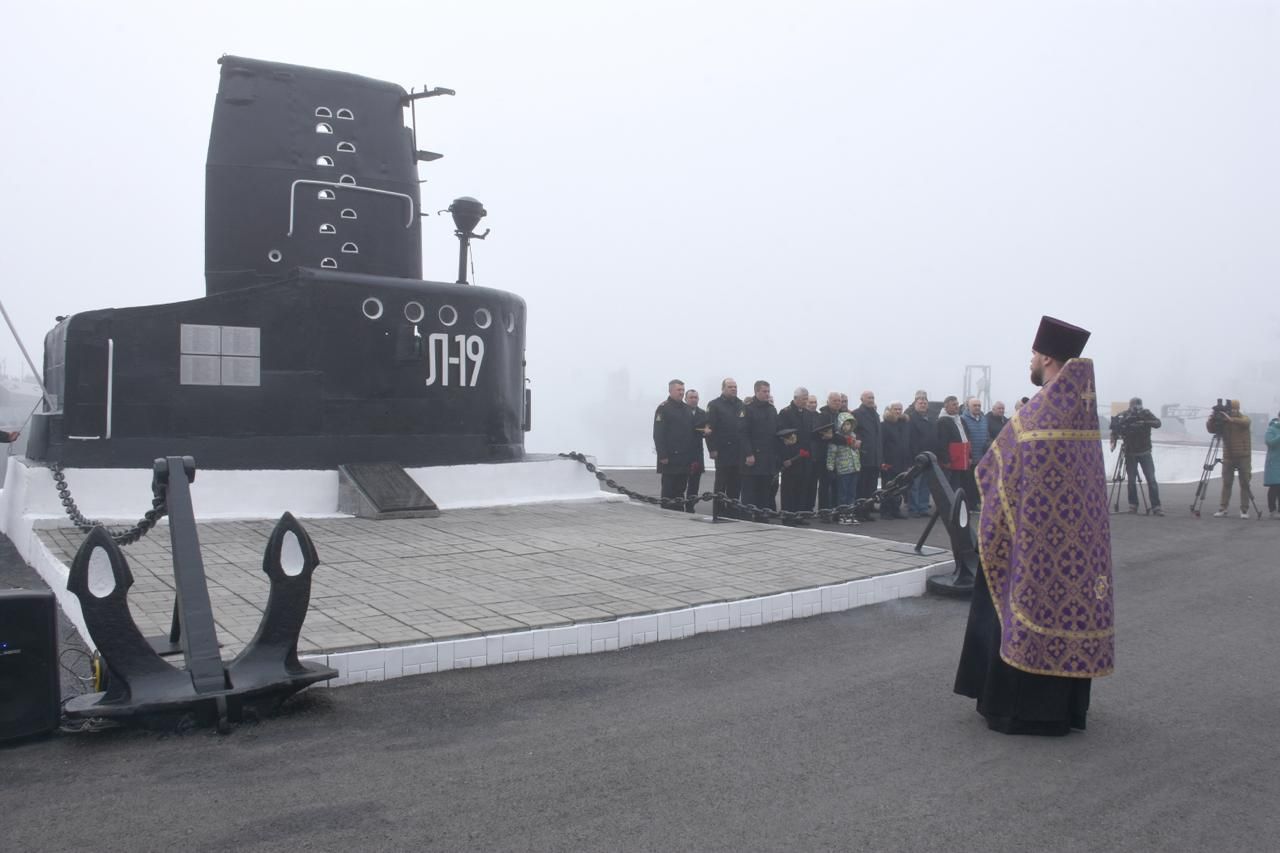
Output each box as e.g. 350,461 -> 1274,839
963,365 -> 991,411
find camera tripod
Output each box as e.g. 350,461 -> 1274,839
1108,446 -> 1150,514
1191,433 -> 1263,518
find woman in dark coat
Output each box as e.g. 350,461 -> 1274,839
880,402 -> 912,518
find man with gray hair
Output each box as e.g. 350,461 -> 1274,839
961,397 -> 990,510
880,400 -> 911,519
853,391 -> 882,520
778,386 -> 818,519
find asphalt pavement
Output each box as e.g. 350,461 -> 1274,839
1,479 -> 1277,852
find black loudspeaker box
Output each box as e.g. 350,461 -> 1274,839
0,589 -> 60,743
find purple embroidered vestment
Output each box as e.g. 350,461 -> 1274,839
974,358 -> 1115,678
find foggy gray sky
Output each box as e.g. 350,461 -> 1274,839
2,1 -> 1276,464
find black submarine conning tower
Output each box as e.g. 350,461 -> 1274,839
26,56 -> 528,470
205,56 -> 424,294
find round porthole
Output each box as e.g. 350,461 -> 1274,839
404,301 -> 425,323
438,305 -> 458,327
267,249 -> 283,263
474,308 -> 492,329
362,297 -> 384,320
505,311 -> 517,333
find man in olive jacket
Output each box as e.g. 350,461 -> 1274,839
1208,399 -> 1253,518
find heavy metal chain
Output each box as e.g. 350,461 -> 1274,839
48,463 -> 167,546
559,452 -> 924,522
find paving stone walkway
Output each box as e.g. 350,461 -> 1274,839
36,501 -> 944,656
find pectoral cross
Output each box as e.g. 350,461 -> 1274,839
1081,376 -> 1096,409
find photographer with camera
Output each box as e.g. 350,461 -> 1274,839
1207,399 -> 1253,518
1109,397 -> 1164,516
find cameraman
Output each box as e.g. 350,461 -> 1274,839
1207,399 -> 1253,518
1109,397 -> 1164,516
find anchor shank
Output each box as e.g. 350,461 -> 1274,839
160,456 -> 226,694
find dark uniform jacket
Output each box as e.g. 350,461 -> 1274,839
881,417 -> 912,471
653,397 -> 698,474
853,404 -> 882,468
908,409 -> 936,462
706,395 -> 746,465
777,403 -> 818,463
742,398 -> 780,474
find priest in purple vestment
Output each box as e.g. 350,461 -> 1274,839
953,315 -> 1115,736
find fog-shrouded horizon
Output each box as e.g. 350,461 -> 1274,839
2,1 -> 1276,467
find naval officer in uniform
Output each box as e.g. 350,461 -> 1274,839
654,379 -> 699,511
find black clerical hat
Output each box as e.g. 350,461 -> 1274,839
1032,315 -> 1090,361
812,421 -> 835,437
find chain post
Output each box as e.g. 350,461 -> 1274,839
560,452 -> 924,523
47,462 -> 168,546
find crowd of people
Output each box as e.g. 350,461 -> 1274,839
652,378 -> 1011,524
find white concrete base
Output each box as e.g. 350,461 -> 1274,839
0,455 -> 618,527
302,560 -> 955,687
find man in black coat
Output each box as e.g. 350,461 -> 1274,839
684,388 -> 710,513
653,379 -> 699,511
741,380 -> 779,517
853,390 -> 882,519
906,396 -> 936,517
936,395 -> 969,492
706,377 -> 746,518
777,386 -> 818,519
986,400 -> 1010,441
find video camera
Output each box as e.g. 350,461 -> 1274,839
1211,398 -> 1233,418
1109,410 -> 1135,436
1110,404 -> 1157,440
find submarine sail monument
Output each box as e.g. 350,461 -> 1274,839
26,56 -> 529,471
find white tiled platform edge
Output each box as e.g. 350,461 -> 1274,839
305,561 -> 955,686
